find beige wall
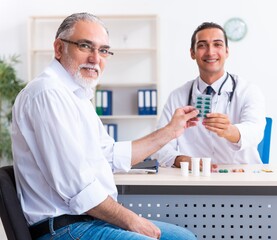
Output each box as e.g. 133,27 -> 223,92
1,0 -> 276,160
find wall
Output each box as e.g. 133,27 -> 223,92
1,0 -> 276,162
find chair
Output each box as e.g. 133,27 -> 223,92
258,117 -> 273,164
0,165 -> 32,240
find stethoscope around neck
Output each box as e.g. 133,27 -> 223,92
188,72 -> 237,106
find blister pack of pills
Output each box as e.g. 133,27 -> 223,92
195,94 -> 212,118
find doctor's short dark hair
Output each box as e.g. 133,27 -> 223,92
190,22 -> 228,50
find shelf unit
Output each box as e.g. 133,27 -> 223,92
28,15 -> 160,141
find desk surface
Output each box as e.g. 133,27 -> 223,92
114,164 -> 277,186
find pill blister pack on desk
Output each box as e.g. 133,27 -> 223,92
195,94 -> 212,118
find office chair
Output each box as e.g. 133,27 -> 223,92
0,165 -> 32,240
258,117 -> 273,164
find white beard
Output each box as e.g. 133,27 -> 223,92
73,64 -> 101,89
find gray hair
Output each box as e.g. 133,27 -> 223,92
55,12 -> 109,39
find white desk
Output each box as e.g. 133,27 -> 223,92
114,165 -> 277,240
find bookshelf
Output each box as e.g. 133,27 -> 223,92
28,15 -> 160,141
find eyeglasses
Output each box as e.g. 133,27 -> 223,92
60,38 -> 114,58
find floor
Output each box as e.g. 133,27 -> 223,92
0,219 -> 7,239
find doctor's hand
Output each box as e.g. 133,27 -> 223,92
174,155 -> 191,169
202,113 -> 240,143
174,156 -> 218,170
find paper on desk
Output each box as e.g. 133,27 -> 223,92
130,159 -> 159,174
128,169 -> 157,174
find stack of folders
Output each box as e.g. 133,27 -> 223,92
137,89 -> 157,115
104,123 -> 118,141
96,90 -> 112,115
130,159 -> 159,174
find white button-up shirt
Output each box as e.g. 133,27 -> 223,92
12,59 -> 132,225
152,73 -> 266,166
